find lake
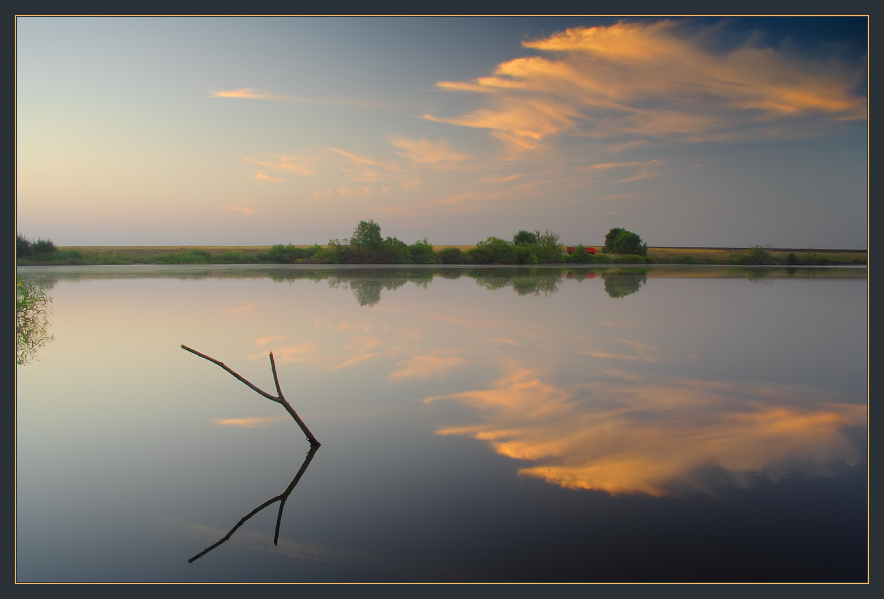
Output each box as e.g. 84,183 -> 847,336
15,264 -> 868,582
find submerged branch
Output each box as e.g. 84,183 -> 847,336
188,445 -> 319,563
181,344 -> 320,447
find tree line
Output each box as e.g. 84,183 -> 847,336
263,220 -> 649,265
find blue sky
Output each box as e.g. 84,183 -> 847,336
16,16 -> 867,248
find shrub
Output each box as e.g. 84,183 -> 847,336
740,245 -> 774,265
409,238 -> 438,264
513,244 -> 538,265
786,252 -> 798,265
472,237 -> 516,264
438,247 -> 467,264
566,245 -> 594,263
614,254 -> 649,264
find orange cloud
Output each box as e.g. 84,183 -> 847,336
209,89 -> 386,108
252,170 -> 283,182
246,155 -> 319,176
226,205 -> 254,216
209,88 -> 281,100
387,135 -> 473,165
226,303 -> 253,314
426,21 -> 866,150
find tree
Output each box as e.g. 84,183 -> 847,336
513,230 -> 538,245
17,234 -> 32,258
603,228 -> 647,256
534,230 -> 562,263
349,220 -> 383,251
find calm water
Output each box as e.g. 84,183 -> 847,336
15,265 -> 867,582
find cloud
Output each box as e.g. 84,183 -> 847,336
481,173 -> 524,183
252,170 -> 283,182
208,88 -> 386,108
598,193 -> 655,202
386,135 -> 473,165
246,155 -> 319,176
426,366 -> 866,496
226,303 -> 253,314
425,20 -> 866,150
226,205 -> 255,216
209,88 -> 281,100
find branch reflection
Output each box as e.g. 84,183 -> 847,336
189,445 -> 319,563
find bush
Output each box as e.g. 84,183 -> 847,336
381,236 -> 411,263
513,244 -> 538,265
438,247 -> 467,264
472,237 -> 516,264
786,252 -> 798,265
615,254 -> 649,264
264,243 -> 322,263
565,245 -> 595,264
409,238 -> 438,264
740,245 -> 774,265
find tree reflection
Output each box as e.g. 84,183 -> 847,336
601,269 -> 647,298
16,276 -> 54,365
189,446 -> 319,563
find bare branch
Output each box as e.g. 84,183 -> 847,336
181,344 -> 320,447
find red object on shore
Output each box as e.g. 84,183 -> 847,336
564,246 -> 597,254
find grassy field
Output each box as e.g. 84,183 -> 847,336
16,245 -> 867,266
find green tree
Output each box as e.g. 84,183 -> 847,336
534,230 -> 562,263
350,220 -> 383,251
603,228 -> 647,256
17,234 -> 32,258
513,230 -> 538,245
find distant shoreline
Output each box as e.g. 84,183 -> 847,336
16,245 -> 867,267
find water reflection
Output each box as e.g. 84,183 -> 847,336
189,446 -> 319,562
16,265 -> 865,308
601,269 -> 647,298
15,276 -> 54,365
425,365 -> 865,496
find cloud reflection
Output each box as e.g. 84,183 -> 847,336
426,366 -> 865,496
212,416 -> 289,428
388,353 -> 466,381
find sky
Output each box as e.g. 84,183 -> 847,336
15,16 -> 868,248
